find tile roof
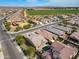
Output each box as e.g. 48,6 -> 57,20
70,32 -> 79,41
24,32 -> 47,50
52,42 -> 77,59
35,29 -> 56,41
45,26 -> 65,36
51,25 -> 72,33
42,51 -> 52,59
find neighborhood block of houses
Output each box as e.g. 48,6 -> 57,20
2,8 -> 79,59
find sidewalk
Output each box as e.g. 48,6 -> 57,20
0,42 -> 4,59
77,56 -> 79,59
13,42 -> 27,59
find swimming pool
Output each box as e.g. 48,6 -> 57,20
42,46 -> 50,51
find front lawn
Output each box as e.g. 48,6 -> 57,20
15,35 -> 36,59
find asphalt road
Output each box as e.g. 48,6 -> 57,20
0,23 -> 25,59
12,22 -> 60,36
0,19 -> 24,59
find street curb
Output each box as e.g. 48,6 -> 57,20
14,42 -> 27,59
0,42 -> 4,59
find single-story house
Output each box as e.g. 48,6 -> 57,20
34,29 -> 57,42
52,42 -> 78,59
45,26 -> 65,36
23,32 -> 47,50
42,42 -> 78,59
51,25 -> 73,33
70,32 -> 79,44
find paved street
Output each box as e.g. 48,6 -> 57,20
0,14 -> 25,59
11,22 -> 60,36
0,23 -> 25,59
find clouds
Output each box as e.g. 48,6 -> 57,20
25,0 -> 79,3
49,0 -> 79,6
25,0 -> 38,3
25,0 -> 79,4
0,0 -> 79,7
24,0 -> 49,6
25,0 -> 49,4
24,0 -> 79,7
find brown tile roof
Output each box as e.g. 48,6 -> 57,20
52,42 -> 65,51
42,42 -> 77,59
52,42 -> 77,59
70,32 -> 79,41
24,32 -> 47,50
35,29 -> 55,41
42,51 -> 52,59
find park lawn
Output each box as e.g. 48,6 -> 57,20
27,9 -> 79,15
18,22 -> 29,28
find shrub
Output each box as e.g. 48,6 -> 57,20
15,35 -> 25,45
23,24 -> 31,29
28,20 -> 36,25
24,46 -> 36,57
15,26 -> 22,31
4,22 -> 11,31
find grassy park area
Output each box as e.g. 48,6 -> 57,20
27,9 -> 79,15
3,20 -> 35,32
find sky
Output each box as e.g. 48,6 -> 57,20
0,0 -> 79,7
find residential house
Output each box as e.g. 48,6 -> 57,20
35,29 -> 57,42
67,16 -> 79,26
51,25 -> 73,33
23,32 -> 47,50
52,42 -> 78,59
45,26 -> 65,37
70,32 -> 79,44
42,42 -> 78,59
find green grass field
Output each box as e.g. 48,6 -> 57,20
27,9 -> 79,15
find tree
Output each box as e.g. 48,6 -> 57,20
27,9 -> 34,11
28,20 -> 36,25
44,16 -> 48,19
23,24 -> 31,29
58,23 -> 62,26
63,20 -> 67,23
15,26 -> 22,31
24,46 -> 36,57
4,22 -> 11,31
15,35 -> 25,45
71,27 -> 77,33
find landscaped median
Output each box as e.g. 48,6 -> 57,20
15,35 -> 36,59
